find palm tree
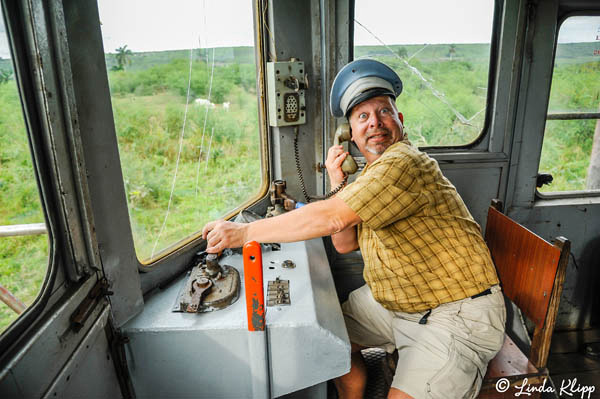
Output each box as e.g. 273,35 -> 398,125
113,45 -> 133,71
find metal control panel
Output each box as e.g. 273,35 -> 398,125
267,60 -> 307,127
123,240 -> 350,398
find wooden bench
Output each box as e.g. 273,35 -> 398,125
477,200 -> 570,398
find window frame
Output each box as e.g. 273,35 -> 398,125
0,0 -> 58,353
536,11 -> 600,200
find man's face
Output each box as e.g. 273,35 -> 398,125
348,95 -> 404,164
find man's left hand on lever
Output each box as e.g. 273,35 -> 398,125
202,220 -> 248,253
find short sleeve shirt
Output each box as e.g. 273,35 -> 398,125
337,140 -> 499,313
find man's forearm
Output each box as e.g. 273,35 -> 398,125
245,197 -> 361,244
202,195 -> 362,252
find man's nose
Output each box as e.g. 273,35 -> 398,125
369,114 -> 382,128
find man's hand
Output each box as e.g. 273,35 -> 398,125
325,145 -> 348,189
201,220 -> 248,253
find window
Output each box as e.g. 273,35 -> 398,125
539,16 -> 600,193
0,9 -> 49,333
97,0 -> 265,262
353,0 -> 495,147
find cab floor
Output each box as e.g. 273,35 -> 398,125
547,328 -> 600,399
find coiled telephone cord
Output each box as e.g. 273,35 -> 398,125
294,127 -> 347,203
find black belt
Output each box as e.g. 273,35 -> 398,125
470,288 -> 492,300
418,288 -> 493,325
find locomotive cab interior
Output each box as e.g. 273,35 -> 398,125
1,0 -> 600,398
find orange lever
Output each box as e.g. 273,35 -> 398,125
243,241 -> 265,331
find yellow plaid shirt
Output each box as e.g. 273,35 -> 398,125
337,140 -> 499,313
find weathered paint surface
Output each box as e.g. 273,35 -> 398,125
251,297 -> 266,331
243,241 -> 265,331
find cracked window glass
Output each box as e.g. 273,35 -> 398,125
353,0 -> 495,147
97,0 -> 264,262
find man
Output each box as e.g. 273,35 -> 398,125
202,59 -> 505,399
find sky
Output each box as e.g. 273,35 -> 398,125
558,16 -> 600,43
97,0 -> 255,53
97,1 -> 600,52
1,2 -> 600,59
98,0 -> 498,52
353,0 -> 495,45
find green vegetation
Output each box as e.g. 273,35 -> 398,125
112,89 -> 261,257
1,42 -> 598,332
107,51 -> 262,259
0,69 -> 12,84
104,47 -> 256,72
0,79 -> 48,332
108,56 -> 256,103
539,59 -> 600,192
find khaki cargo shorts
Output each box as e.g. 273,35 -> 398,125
342,285 -> 506,399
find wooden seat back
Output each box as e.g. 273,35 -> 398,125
484,200 -> 570,368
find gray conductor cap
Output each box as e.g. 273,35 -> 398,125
330,59 -> 403,118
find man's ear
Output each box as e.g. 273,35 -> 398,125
398,112 -> 404,125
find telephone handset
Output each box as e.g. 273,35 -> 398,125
333,123 -> 358,175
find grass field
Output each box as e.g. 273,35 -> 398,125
110,90 -> 261,258
0,80 -> 48,332
1,42 -> 598,332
